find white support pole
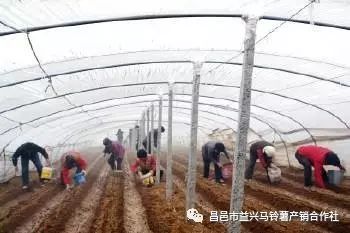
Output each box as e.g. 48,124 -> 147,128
135,121 -> 140,152
146,108 -> 150,153
141,112 -> 146,149
166,83 -> 174,199
150,103 -> 154,155
229,16 -> 258,233
156,95 -> 163,184
185,62 -> 202,212
129,128 -> 132,151
138,115 -> 143,150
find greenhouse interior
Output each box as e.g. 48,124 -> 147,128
0,0 -> 349,233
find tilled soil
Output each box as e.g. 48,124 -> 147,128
128,154 -> 226,233
135,181 -> 226,233
89,172 -> 125,233
1,150 -> 349,233
0,153 -> 100,233
172,155 -> 350,233
26,157 -> 106,233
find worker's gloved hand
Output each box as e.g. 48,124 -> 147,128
81,170 -> 87,176
65,184 -> 72,190
229,159 -> 234,163
140,171 -> 153,180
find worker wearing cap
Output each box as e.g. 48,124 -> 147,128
12,142 -> 50,190
295,145 -> 345,191
245,141 -> 276,181
60,151 -> 87,190
103,137 -> 125,171
202,141 -> 231,184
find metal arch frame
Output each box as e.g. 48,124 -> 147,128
54,105 -> 256,140
50,110 -> 291,167
44,107 -> 235,140
0,80 -> 340,140
0,13 -> 349,37
0,59 -> 348,129
7,98 -> 291,159
1,60 -> 349,90
71,122 -> 213,148
0,94 -> 309,170
74,121 -> 214,144
25,103 -> 257,145
0,97 -> 287,154
0,94 -> 296,140
55,119 -> 214,153
0,100 -> 293,168
0,92 -> 315,146
31,100 -> 260,137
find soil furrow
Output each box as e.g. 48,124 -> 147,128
62,163 -> 109,233
172,158 -> 337,233
123,157 -> 153,233
15,155 -> 103,233
88,171 -> 125,233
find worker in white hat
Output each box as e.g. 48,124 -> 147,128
245,141 -> 277,182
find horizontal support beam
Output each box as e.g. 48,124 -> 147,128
0,13 -> 349,37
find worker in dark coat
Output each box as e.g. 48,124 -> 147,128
142,126 -> 165,154
202,141 -> 231,184
12,142 -> 50,190
245,141 -> 276,181
295,145 -> 345,190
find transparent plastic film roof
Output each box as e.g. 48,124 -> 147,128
0,0 -> 350,171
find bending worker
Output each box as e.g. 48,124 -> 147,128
130,149 -> 163,182
60,151 -> 87,190
202,141 -> 231,184
295,145 -> 345,191
245,140 -> 277,181
103,137 -> 125,172
12,142 -> 50,190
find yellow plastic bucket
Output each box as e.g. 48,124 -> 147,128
142,176 -> 155,186
41,166 -> 53,179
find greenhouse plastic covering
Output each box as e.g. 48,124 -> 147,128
1,0 -> 350,182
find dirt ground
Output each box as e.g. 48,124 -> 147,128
0,149 -> 349,233
171,154 -> 350,233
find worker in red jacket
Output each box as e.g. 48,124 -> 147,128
60,151 -> 87,190
130,149 -> 163,180
295,145 -> 345,190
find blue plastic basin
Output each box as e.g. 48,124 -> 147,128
74,172 -> 86,185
